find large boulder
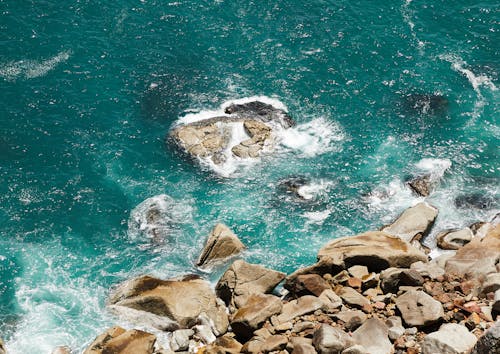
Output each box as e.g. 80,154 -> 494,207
395,290 -> 444,328
407,174 -> 434,197
230,294 -> 283,342
445,224 -> 500,296
422,323 -> 477,354
317,231 -> 428,273
352,318 -> 392,354
216,260 -> 285,309
108,275 -> 228,334
275,295 -> 325,324
312,324 -> 354,354
197,223 -> 245,268
83,327 -> 156,354
381,202 -> 438,243
471,320 -> 500,354
436,228 -> 473,250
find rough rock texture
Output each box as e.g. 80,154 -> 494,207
352,318 -> 392,354
395,290 -> 444,327
312,324 -> 354,354
471,320 -> 500,354
436,228 -> 473,250
289,273 -> 330,297
108,275 -> 228,334
276,295 -> 325,324
83,327 -> 156,354
230,294 -> 283,342
381,202 -> 438,243
197,223 -> 245,268
224,101 -> 295,128
333,310 -> 367,331
205,334 -> 243,354
317,231 -> 428,272
422,323 -> 477,354
170,329 -> 194,351
216,260 -> 285,309
407,174 -> 434,197
338,286 -> 370,309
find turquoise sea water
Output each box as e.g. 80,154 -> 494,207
0,0 -> 498,352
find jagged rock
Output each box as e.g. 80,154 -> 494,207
407,174 -> 434,197
436,228 -> 473,250
332,310 -> 367,331
230,294 -> 283,342
216,260 -> 285,309
224,101 -> 295,128
275,295 -> 325,324
385,317 -> 405,341
471,320 -> 500,354
348,265 -> 369,279
290,337 -> 316,354
395,290 -> 444,327
381,202 -> 438,243
289,273 -> 330,297
83,327 -> 156,354
197,223 -> 245,268
108,275 -> 228,334
205,334 -> 243,354
422,323 -> 477,354
317,231 -> 428,272
312,324 -> 354,354
51,346 -> 71,354
259,335 -> 288,352
285,258 -> 344,291
193,324 -> 216,344
338,286 -> 370,309
380,268 -> 404,294
352,318 -> 392,354
319,289 -> 343,312
170,329 -> 194,351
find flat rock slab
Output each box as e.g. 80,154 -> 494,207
197,223 -> 245,268
395,290 -> 444,328
84,327 -> 156,354
352,318 -> 392,354
422,323 -> 477,354
276,295 -> 325,324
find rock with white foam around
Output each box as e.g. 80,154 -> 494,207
196,223 -> 245,268
422,323 -> 477,354
0,338 -> 6,354
436,228 -> 473,250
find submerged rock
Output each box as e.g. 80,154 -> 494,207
436,228 -> 473,250
402,93 -> 449,116
83,326 -> 156,354
455,193 -> 498,210
108,274 -> 228,334
197,223 -> 245,268
422,323 -> 477,354
277,176 -> 310,201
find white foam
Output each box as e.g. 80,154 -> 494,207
297,180 -> 335,201
0,51 -> 71,81
302,209 -> 331,224
415,158 -> 452,178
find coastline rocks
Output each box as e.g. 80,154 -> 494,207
312,324 -> 354,353
422,323 -> 477,354
224,101 -> 295,128
275,295 -> 325,324
83,327 -> 156,354
317,231 -> 428,272
0,338 -> 5,354
109,275 -> 228,334
352,318 -> 392,354
216,260 -> 285,309
436,228 -> 473,250
407,174 -> 434,197
197,223 -> 245,268
381,202 -> 438,243
395,290 -> 444,327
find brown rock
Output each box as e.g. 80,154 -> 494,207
205,334 -> 243,354
276,296 -> 325,324
352,318 -> 392,354
83,327 -> 156,354
197,223 -> 245,268
436,228 -> 473,250
347,278 -> 362,289
0,338 -> 6,354
338,287 -> 370,309
312,324 -> 354,354
285,258 -> 345,291
260,335 -> 288,352
291,274 -> 331,297
290,337 -> 316,354
395,290 -> 444,328
333,310 -> 367,331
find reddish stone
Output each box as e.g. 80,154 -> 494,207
361,303 -> 373,313
463,301 -> 482,313
374,301 -> 386,310
435,293 -> 452,304
347,277 -> 362,289
460,280 -> 475,295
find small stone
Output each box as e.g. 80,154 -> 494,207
361,273 -> 379,290
395,290 -> 444,328
318,289 -> 343,312
292,321 -> 316,334
341,344 -> 368,354
374,301 -> 386,310
348,265 -> 369,279
338,287 -> 370,309
170,329 -> 194,351
347,277 -> 362,289
399,270 -> 425,287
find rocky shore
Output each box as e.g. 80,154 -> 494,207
17,202 -> 496,354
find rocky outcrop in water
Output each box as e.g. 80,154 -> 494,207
0,338 -> 5,354
84,326 -> 156,354
436,228 -> 473,250
197,223 -> 245,268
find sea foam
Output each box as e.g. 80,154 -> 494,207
0,51 -> 71,81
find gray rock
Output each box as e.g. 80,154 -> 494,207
338,287 -> 370,309
193,325 -> 216,344
170,329 -> 194,351
422,323 -> 477,354
290,337 -> 316,354
342,345 -> 368,354
381,202 -> 438,243
348,265 -> 369,279
471,320 -> 500,354
333,310 -> 367,331
385,316 -> 405,341
197,223 -> 245,268
481,272 -> 500,296
410,261 -> 445,280
352,318 -> 392,354
313,324 -> 354,354
436,228 -> 473,250
395,290 -> 444,328
319,289 -> 343,312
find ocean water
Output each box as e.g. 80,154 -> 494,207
0,0 -> 498,352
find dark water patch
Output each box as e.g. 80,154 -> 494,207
401,93 -> 449,117
455,193 -> 498,210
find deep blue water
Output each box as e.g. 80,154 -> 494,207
0,1 -> 498,352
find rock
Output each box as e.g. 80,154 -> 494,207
348,265 -> 369,279
108,275 -> 228,334
436,228 -> 473,250
471,320 -> 500,354
290,337 -> 316,354
422,323 -> 477,354
407,174 -> 434,197
170,329 -> 194,351
51,346 -> 71,354
230,294 -> 283,342
410,261 -> 445,280
494,289 -> 500,315
193,324 -> 216,344
333,310 -> 367,331
83,327 -> 156,354
285,258 -> 345,291
480,272 -> 500,296
289,274 -> 330,297
338,287 -> 370,309
216,260 -> 285,309
0,339 -> 5,354
205,334 -> 243,354
259,335 -> 288,352
342,345 -> 368,354
381,202 -> 438,243
399,269 -> 425,287
317,231 -> 428,272
312,324 -> 354,354
197,223 -> 245,268
352,318 -> 392,354
395,290 -> 444,327
319,289 -> 343,312
277,176 -> 310,201
380,268 -> 404,294
275,295 -> 325,324
385,317 -> 405,342
224,100 -> 295,128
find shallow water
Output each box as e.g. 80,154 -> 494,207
0,0 -> 498,352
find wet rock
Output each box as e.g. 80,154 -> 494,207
108,275 -> 228,334
289,273 -> 330,297
312,324 -> 354,354
275,295 -> 325,324
83,326 -> 156,354
317,231 -> 428,272
332,310 -> 368,331
381,202 -> 438,243
402,93 -> 449,116
197,223 -> 245,268
224,100 -> 295,128
436,228 -> 473,250
395,290 -> 444,328
352,318 -> 392,354
422,323 -> 477,354
338,286 -> 370,309
471,320 -> 500,354
230,294 -> 283,342
455,193 -> 497,210
216,260 -> 285,309
51,347 -> 71,354
407,174 -> 434,197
